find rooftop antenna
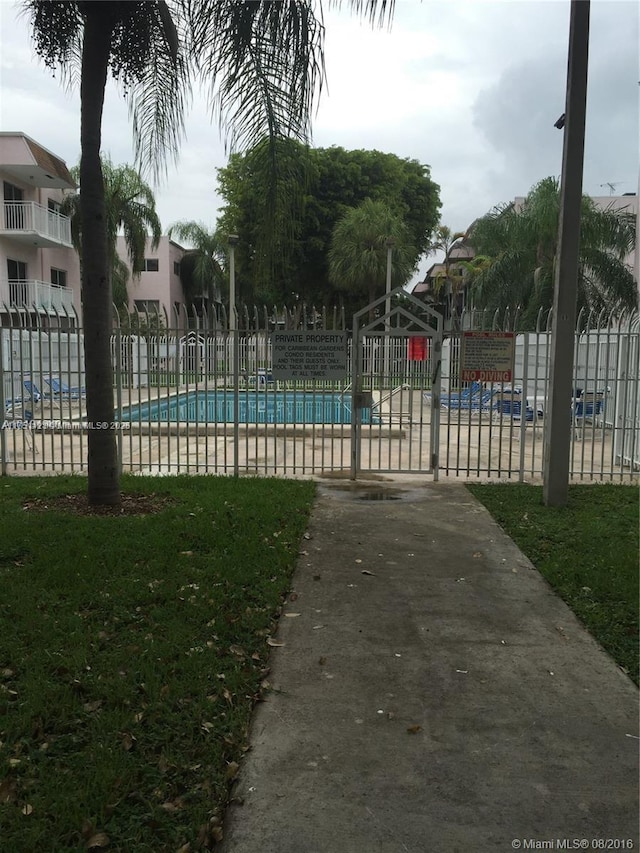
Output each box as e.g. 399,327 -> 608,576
599,182 -> 622,195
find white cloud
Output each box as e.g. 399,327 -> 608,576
1,0 -> 637,276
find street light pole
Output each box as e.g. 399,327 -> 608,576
384,238 -> 395,385
543,0 -> 590,506
228,234 -> 239,334
228,234 -> 240,476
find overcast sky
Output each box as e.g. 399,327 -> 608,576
0,0 -> 637,283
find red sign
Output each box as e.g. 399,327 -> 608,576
408,337 -> 429,361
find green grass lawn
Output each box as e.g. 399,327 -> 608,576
0,475 -> 315,852
467,483 -> 639,685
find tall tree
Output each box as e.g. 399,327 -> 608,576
468,177 -> 637,326
327,198 -> 416,317
25,1 -> 187,505
216,141 -> 441,305
426,224 -> 468,316
63,160 -> 162,313
167,221 -> 226,316
23,0 -> 337,505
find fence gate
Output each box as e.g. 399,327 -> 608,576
350,288 -> 442,479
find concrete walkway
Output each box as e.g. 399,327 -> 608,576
220,481 -> 639,853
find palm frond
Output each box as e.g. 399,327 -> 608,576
127,2 -> 191,182
328,0 -> 395,28
185,0 -> 324,152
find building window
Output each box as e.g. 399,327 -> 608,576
3,182 -> 23,202
51,268 -> 67,288
134,299 -> 160,313
7,259 -> 28,305
7,258 -> 27,280
4,183 -> 24,230
143,258 -> 159,272
173,261 -> 181,275
48,199 -> 62,215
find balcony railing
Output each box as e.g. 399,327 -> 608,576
0,279 -> 75,313
1,201 -> 73,247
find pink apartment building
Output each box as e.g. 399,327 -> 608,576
0,133 -> 80,328
115,235 -> 189,329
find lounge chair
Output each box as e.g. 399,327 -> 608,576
572,389 -> 605,438
46,377 -> 86,400
244,369 -> 274,389
423,381 -> 482,407
492,389 -> 543,436
440,385 -> 496,412
23,380 -> 48,403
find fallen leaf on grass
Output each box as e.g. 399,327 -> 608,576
407,725 -> 423,734
120,732 -> 136,752
225,761 -> 240,781
266,638 -> 285,647
0,777 -> 17,803
22,804 -> 33,816
161,799 -> 184,812
86,832 -> 110,850
83,700 -> 103,713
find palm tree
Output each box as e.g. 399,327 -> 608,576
167,221 -> 226,318
426,224 -> 468,317
63,160 -> 162,314
468,177 -> 637,326
25,0 -> 394,504
24,1 -> 188,505
328,198 -> 417,319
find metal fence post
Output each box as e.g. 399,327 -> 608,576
233,323 -> 240,478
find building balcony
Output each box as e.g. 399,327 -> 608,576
0,279 -> 75,314
0,201 -> 73,248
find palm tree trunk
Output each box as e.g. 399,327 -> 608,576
80,8 -> 120,506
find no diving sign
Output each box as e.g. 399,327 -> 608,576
460,331 -> 515,383
271,331 -> 347,381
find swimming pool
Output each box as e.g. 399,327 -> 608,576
120,390 -> 380,425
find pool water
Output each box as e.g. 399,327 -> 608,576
120,390 -> 380,425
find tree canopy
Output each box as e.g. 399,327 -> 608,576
328,198 -> 416,316
467,177 -> 637,325
62,159 -> 162,312
216,140 -> 441,306
168,221 -> 226,313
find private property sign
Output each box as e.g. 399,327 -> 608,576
460,331 -> 515,383
271,331 -> 347,380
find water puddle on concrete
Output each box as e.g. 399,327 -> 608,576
357,491 -> 401,501
320,482 -> 435,503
